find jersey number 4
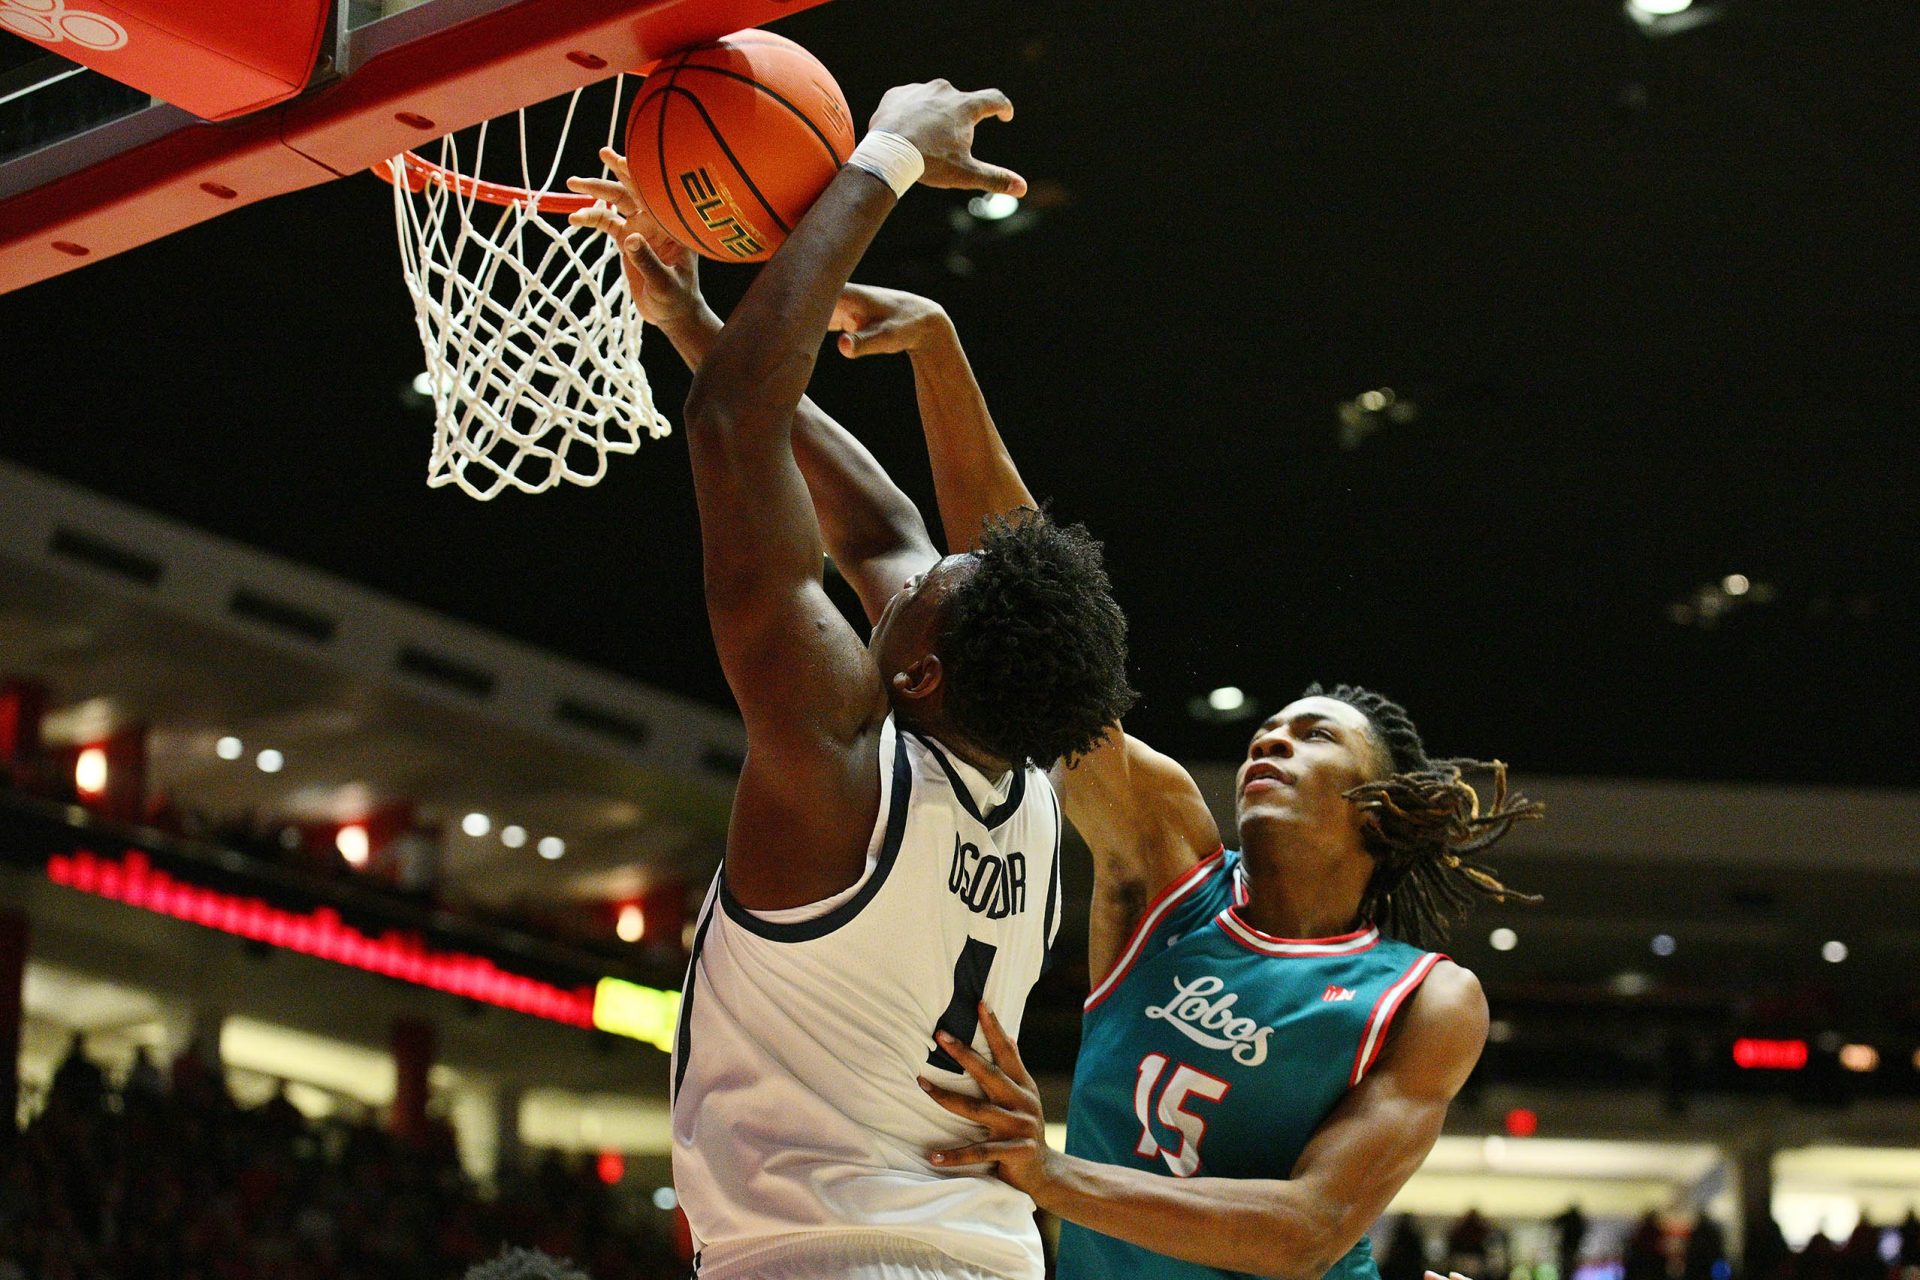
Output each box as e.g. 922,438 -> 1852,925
1133,1053 -> 1231,1177
928,938 -> 998,1072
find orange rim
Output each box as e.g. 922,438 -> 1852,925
372,150 -> 600,214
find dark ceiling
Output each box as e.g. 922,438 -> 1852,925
3,0 -> 1916,787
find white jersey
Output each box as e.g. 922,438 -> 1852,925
672,715 -> 1063,1280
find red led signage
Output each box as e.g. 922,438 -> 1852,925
1732,1037 -> 1809,1070
48,849 -> 596,1027
1503,1107 -> 1539,1137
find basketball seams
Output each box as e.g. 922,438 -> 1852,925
670,88 -> 793,238
628,36 -> 847,262
665,63 -> 850,167
648,53 -> 714,258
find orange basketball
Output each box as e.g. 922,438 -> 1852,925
626,31 -> 855,263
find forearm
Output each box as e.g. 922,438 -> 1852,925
657,302 -> 931,612
908,321 -> 1037,551
1039,1157 -> 1344,1280
684,168 -> 896,441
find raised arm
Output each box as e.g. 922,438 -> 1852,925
648,81 -> 1023,909
682,79 -> 1022,688
569,152 -> 936,622
837,269 -> 1223,968
927,968 -> 1489,1280
830,284 -> 1034,552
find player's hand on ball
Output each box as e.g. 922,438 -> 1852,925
831,284 -> 952,359
869,80 -> 1027,197
567,148 -> 705,328
919,1001 -> 1058,1199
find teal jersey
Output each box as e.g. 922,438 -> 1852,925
1058,849 -> 1443,1280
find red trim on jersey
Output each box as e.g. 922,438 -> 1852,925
1348,951 -> 1444,1085
1215,910 -> 1381,958
1084,847 -> 1226,1012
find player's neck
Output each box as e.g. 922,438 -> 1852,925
911,715 -> 1015,779
1234,838 -> 1369,941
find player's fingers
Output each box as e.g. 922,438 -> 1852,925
599,146 -> 633,183
936,1031 -> 1028,1109
976,1003 -> 1037,1092
966,88 -> 1014,122
927,1142 -> 1000,1168
930,1139 -> 1029,1167
960,160 -> 1028,199
839,324 -> 908,359
567,206 -> 620,235
623,234 -> 686,287
627,200 -> 671,241
915,1076 -> 1001,1126
567,176 -> 635,213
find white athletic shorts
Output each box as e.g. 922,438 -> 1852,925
694,1231 -> 1019,1280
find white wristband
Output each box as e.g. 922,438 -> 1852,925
847,131 -> 925,198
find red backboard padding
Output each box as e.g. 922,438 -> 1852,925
0,0 -> 332,122
0,0 -> 837,297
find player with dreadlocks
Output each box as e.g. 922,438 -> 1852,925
815,287 -> 1541,1279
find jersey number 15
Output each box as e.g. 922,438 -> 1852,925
1133,1053 -> 1231,1177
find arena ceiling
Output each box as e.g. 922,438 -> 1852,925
2,0 -> 1916,787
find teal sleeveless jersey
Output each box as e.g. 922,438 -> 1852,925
1058,849 -> 1442,1280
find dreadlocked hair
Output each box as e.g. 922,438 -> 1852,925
1303,682 -> 1544,950
939,507 -> 1138,768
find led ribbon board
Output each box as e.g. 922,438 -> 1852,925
47,849 -> 678,1049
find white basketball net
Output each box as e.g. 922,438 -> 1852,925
384,78 -> 671,500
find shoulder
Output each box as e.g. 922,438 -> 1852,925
726,716 -> 890,911
1406,959 -> 1487,1026
1375,959 -> 1488,1098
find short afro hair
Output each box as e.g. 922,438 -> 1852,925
1304,682 -> 1542,949
463,1248 -> 593,1280
937,507 -> 1136,768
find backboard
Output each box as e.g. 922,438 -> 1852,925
0,0 -> 835,295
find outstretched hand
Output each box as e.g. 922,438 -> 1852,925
830,283 -> 952,360
919,1002 -> 1057,1199
565,147 -> 705,328
869,80 -> 1026,197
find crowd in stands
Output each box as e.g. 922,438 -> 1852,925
1377,1200 -> 1920,1280
0,1038 -> 688,1280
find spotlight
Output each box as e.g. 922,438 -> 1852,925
1721,574 -> 1750,597
617,903 -> 645,943
500,824 -> 527,849
461,812 -> 491,838
1838,1044 -> 1879,1073
538,836 -> 566,860
1821,940 -> 1848,964
967,192 -> 1021,221
255,749 -> 284,774
1651,933 -> 1677,957
336,824 -> 370,866
1624,0 -> 1725,36
651,1187 -> 678,1211
1489,928 -> 1518,952
215,736 -> 243,760
1207,686 -> 1247,713
74,747 -> 108,797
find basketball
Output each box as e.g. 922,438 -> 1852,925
626,31 -> 856,263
